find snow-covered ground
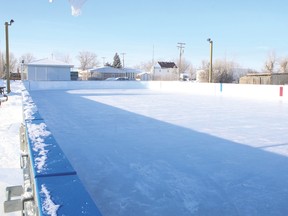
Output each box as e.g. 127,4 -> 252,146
2,81 -> 288,216
0,81 -> 23,216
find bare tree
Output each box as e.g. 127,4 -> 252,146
176,58 -> 191,74
53,52 -> 72,64
197,60 -> 209,82
135,60 -> 154,72
77,51 -> 99,70
175,58 -> 195,80
264,52 -> 276,73
0,52 -> 4,78
199,59 -> 238,83
7,53 -> 17,73
279,57 -> 288,73
213,59 -> 237,83
0,52 -> 18,77
19,53 -> 35,64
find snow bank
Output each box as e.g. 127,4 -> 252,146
22,90 -> 39,120
0,81 -> 24,216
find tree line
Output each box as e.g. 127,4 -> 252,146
1,50 -> 288,82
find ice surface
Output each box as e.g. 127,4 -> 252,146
28,88 -> 288,216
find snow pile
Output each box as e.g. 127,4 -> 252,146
22,88 -> 51,172
40,184 -> 60,216
0,80 -> 24,216
27,122 -> 51,171
22,90 -> 38,120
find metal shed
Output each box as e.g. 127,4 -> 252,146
24,58 -> 73,81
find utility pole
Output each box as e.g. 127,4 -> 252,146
121,53 -> 126,68
152,45 -> 155,66
177,42 -> 185,77
102,57 -> 106,66
5,19 -> 14,94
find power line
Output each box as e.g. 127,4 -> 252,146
177,42 -> 185,75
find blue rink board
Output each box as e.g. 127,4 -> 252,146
35,175 -> 102,216
22,90 -> 43,121
23,90 -> 102,215
25,119 -> 76,178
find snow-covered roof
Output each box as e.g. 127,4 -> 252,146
26,58 -> 74,68
122,67 -> 142,73
89,66 -> 142,74
90,66 -> 124,74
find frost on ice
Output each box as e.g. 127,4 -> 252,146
40,184 -> 60,216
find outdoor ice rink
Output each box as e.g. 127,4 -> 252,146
28,85 -> 288,216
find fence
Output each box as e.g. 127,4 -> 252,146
23,80 -> 287,102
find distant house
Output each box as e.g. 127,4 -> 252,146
152,62 -> 178,80
24,58 -> 73,81
136,72 -> 152,81
239,73 -> 288,85
89,66 -> 142,80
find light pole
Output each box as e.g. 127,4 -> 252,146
207,38 -> 213,83
5,19 -> 14,93
21,60 -> 24,81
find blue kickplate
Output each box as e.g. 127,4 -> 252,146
35,175 -> 102,216
25,119 -> 76,178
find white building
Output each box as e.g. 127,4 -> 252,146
89,66 -> 142,80
24,58 -> 73,81
152,62 -> 178,80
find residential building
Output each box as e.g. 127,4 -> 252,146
152,62 -> 178,80
240,73 -> 288,85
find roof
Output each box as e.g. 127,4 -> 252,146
89,66 -> 124,74
158,62 -> 177,69
122,67 -> 142,73
26,58 -> 74,67
89,66 -> 142,74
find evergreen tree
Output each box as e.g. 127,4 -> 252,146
112,53 -> 122,68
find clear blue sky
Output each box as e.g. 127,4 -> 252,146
1,0 -> 288,70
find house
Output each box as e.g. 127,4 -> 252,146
89,66 -> 142,80
239,73 -> 288,85
152,62 -> 178,80
24,58 -> 74,81
136,72 -> 152,81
